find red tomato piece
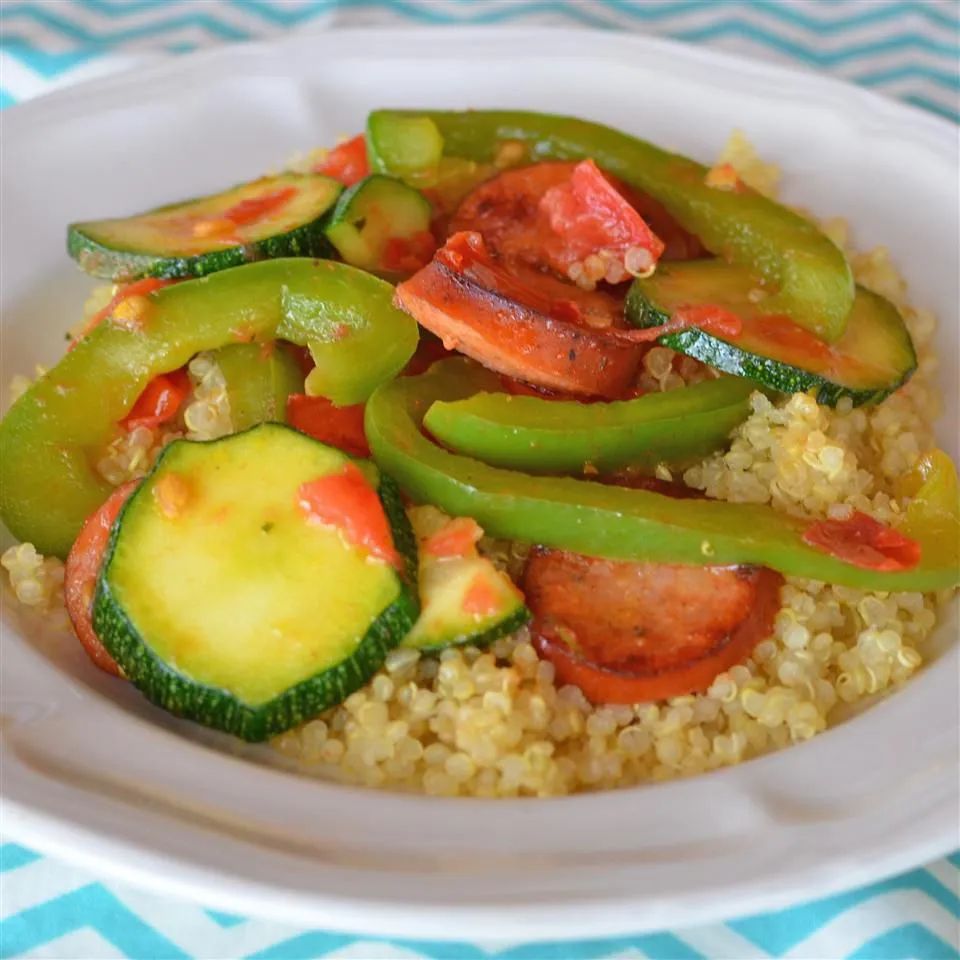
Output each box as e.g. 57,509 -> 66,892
450,161 -> 702,284
221,185 -> 298,227
422,516 -> 484,558
297,462 -> 400,568
286,394 -> 370,458
78,277 -> 176,344
524,548 -> 784,703
382,230 -> 438,274
802,511 -> 921,572
120,367 -> 191,432
740,312 -> 833,360
314,134 -> 370,187
64,482 -> 138,677
612,304 -> 745,346
462,573 -> 501,617
539,159 -> 665,274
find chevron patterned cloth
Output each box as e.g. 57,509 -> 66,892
1,1 -> 959,958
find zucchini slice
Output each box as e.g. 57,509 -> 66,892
92,424 -> 418,741
403,506 -> 529,652
367,113 -> 446,185
626,261 -> 916,406
324,174 -> 433,275
68,173 -> 342,281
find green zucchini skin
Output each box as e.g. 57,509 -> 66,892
401,506 -> 530,652
324,174 -> 433,274
68,219 -> 336,282
404,602 -> 530,654
92,425 -> 418,742
68,174 -> 342,282
626,265 -> 917,407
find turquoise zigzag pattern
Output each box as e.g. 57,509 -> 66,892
0,1 -> 958,119
2,841 -> 959,959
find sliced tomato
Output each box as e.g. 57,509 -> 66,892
120,367 -> 191,432
395,232 -> 642,398
802,511 -> 921,572
450,161 -> 703,282
422,516 -> 484,558
524,548 -> 784,703
382,230 -> 438,274
538,159 -> 664,277
77,277 -> 176,344
286,393 -> 370,458
220,185 -> 298,227
314,134 -> 370,187
297,462 -> 400,568
462,573 -> 502,617
64,482 -> 138,677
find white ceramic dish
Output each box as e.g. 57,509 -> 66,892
1,27 -> 957,941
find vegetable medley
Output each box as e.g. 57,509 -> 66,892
2,111 -> 957,793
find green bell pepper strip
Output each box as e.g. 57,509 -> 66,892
0,258 -> 417,558
901,449 -> 960,572
423,376 -> 753,475
215,342 -> 304,431
366,109 -> 854,343
277,270 -> 419,407
365,358 -> 958,592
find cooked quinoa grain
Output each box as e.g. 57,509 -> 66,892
184,352 -> 233,441
1,543 -> 64,609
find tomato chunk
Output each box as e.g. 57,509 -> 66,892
524,548 -> 783,703
423,516 -> 484,558
221,185 -> 298,227
395,232 -> 642,398
382,230 -> 438,274
79,277 -> 176,343
462,573 -> 502,617
314,134 -> 370,187
286,394 -> 370,458
120,367 -> 191,432
297,462 -> 400,568
64,482 -> 137,677
802,511 -> 921,572
451,161 -> 703,284
539,159 -> 664,278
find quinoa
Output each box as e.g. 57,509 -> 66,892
4,133 -> 955,797
183,352 -> 233,441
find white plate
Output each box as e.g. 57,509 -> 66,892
1,27 -> 958,942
